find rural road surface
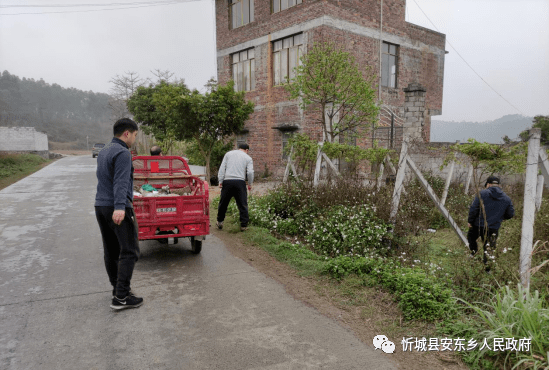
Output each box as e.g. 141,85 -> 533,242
0,155 -> 397,370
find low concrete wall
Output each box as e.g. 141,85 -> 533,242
408,142 -> 525,188
0,127 -> 49,152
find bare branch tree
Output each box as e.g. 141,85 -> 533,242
108,71 -> 145,121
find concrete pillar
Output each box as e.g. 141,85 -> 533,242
520,128 -> 541,290
403,83 -> 427,141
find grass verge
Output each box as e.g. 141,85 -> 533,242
211,202 -> 468,370
0,153 -> 53,190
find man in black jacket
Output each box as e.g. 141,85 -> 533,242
95,118 -> 144,310
467,176 -> 515,271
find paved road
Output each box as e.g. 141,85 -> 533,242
0,156 -> 396,370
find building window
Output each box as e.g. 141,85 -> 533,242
236,132 -> 248,147
273,33 -> 303,86
272,0 -> 302,13
282,131 -> 294,159
381,42 -> 398,88
230,0 -> 254,29
232,48 -> 255,92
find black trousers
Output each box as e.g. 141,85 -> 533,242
95,206 -> 140,298
217,180 -> 249,227
467,226 -> 499,265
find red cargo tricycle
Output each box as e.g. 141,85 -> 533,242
132,156 -> 209,254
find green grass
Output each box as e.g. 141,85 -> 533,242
214,207 -> 326,276
0,153 -> 51,190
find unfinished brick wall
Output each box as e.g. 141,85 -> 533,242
216,0 -> 446,176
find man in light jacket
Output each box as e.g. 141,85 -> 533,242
216,143 -> 254,232
467,176 -> 514,272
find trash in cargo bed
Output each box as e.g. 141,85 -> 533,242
133,184 -> 193,197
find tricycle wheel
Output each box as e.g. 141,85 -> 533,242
191,237 -> 202,254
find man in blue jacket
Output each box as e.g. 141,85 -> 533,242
467,176 -> 515,271
95,118 -> 143,310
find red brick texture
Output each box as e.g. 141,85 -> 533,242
216,0 -> 445,176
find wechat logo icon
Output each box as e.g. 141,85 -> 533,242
373,334 -> 396,354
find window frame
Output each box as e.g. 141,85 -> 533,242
381,41 -> 399,89
236,132 -> 249,148
230,0 -> 254,29
281,131 -> 294,160
273,33 -> 303,86
231,48 -> 256,92
272,0 -> 302,13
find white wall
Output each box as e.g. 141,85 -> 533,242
0,127 -> 48,151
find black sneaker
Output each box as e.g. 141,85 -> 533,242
216,221 -> 223,230
110,294 -> 144,310
112,289 -> 135,299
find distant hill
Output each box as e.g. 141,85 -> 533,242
430,114 -> 534,144
0,70 -> 113,149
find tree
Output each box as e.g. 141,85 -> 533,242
129,79 -> 254,180
442,139 -> 527,243
520,115 -> 549,145
109,72 -> 146,121
285,42 -> 379,143
127,80 -> 190,153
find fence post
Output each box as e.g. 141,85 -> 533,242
441,140 -> 459,206
313,143 -> 323,187
405,155 -> 469,247
535,175 -> 544,212
376,161 -> 385,192
539,147 -> 549,189
464,165 -> 473,194
520,128 -> 541,290
321,152 -> 341,177
389,137 -> 409,222
283,146 -> 294,183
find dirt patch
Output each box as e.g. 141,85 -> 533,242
212,225 -> 468,370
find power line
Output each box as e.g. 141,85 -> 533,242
410,0 -> 525,116
0,0 -> 202,15
0,1 -> 183,7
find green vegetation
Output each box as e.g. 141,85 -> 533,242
128,79 -> 254,180
519,115 -> 549,144
0,153 -> 50,190
285,42 -> 379,143
215,173 -> 549,368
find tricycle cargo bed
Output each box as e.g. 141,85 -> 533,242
132,156 -> 209,241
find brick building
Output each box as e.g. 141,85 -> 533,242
216,0 -> 446,176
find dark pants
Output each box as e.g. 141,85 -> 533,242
217,180 -> 249,227
467,226 -> 499,265
95,206 -> 140,298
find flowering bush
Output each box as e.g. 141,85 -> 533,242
305,205 -> 389,257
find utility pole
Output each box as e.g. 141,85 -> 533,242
87,136 -> 89,151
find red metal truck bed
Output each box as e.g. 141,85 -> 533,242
132,156 -> 209,244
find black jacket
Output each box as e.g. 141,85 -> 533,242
468,186 -> 514,229
94,137 -> 134,210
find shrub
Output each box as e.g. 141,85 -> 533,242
323,256 -> 456,321
306,204 -> 389,257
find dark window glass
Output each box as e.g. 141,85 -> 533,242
231,0 -> 254,29
272,0 -> 301,13
231,48 -> 256,92
381,42 -> 398,88
273,33 -> 303,85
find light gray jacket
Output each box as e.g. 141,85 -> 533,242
218,149 -> 254,185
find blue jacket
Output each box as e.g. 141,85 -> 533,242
94,137 -> 134,210
468,186 -> 514,229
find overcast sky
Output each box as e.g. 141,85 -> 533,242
0,0 -> 547,122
